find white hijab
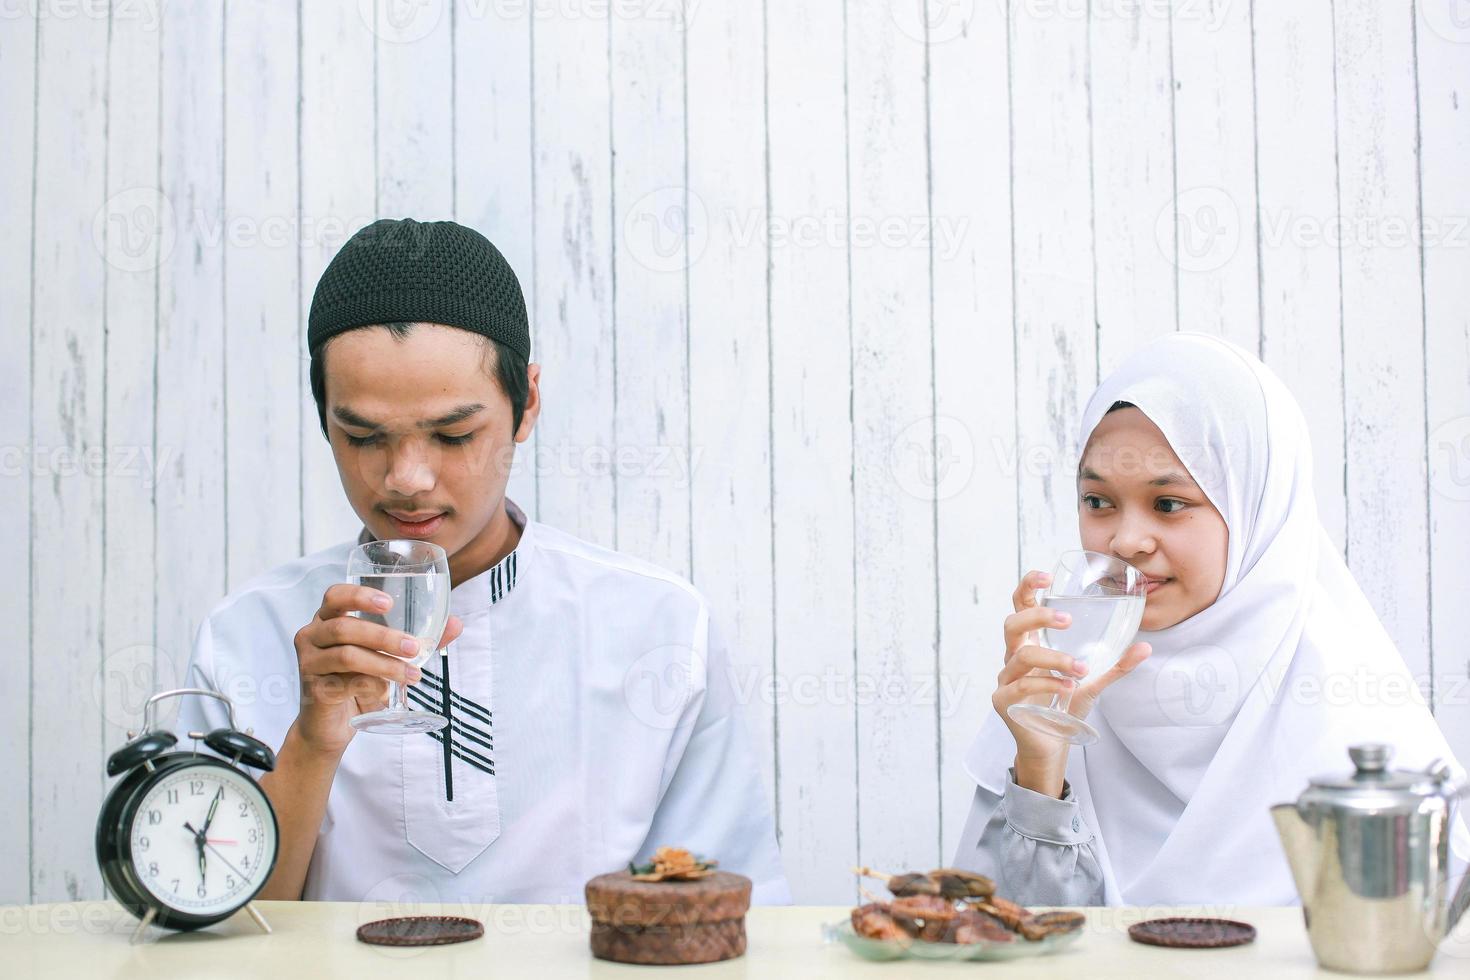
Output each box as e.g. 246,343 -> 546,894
966,332 -> 1468,905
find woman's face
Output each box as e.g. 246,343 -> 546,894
1077,407 -> 1229,631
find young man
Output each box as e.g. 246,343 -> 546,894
177,218 -> 788,904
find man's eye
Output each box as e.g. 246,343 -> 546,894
345,433 -> 380,447
436,432 -> 474,446
1157,498 -> 1187,514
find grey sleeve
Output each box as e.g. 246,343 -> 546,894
951,768 -> 1105,907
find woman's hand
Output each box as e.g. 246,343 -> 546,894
992,570 -> 1151,798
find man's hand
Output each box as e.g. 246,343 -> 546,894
291,584 -> 463,757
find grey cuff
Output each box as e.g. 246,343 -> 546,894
1001,767 -> 1090,845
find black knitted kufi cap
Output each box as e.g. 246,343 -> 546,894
307,218 -> 530,362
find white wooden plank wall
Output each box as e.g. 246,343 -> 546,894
4,0 -> 1468,905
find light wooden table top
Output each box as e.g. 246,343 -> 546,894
4,901 -> 1470,978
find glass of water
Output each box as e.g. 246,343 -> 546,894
1006,550 -> 1147,746
347,539 -> 451,735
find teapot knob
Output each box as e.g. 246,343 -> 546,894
1349,743 -> 1392,774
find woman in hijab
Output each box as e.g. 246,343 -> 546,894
953,332 -> 1469,906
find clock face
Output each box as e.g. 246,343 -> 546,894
126,763 -> 276,917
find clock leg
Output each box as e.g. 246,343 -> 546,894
246,902 -> 272,935
129,907 -> 157,945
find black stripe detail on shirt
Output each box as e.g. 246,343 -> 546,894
426,730 -> 496,776
439,650 -> 454,802
406,688 -> 495,750
416,670 -> 492,724
427,729 -> 494,770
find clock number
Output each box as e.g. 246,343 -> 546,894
147,809 -> 162,825
197,883 -> 207,899
171,878 -> 180,892
190,780 -> 205,796
238,802 -> 249,817
242,855 -> 250,869
226,874 -> 236,890
248,828 -> 258,843
166,789 -> 179,804
138,836 -> 149,851
147,862 -> 159,877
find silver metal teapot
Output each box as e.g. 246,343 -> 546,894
1271,743 -> 1470,973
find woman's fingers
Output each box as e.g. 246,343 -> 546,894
997,644 -> 1087,686
1004,604 -> 1069,655
1078,641 -> 1153,698
994,673 -> 1075,708
1011,570 -> 1052,614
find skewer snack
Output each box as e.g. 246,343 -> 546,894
846,866 -> 1082,947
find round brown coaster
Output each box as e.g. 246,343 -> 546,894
356,915 -> 484,947
1128,917 -> 1256,949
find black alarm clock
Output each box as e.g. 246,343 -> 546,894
96,688 -> 280,942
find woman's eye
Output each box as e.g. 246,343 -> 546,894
1156,498 -> 1187,514
1081,494 -> 1112,510
436,432 -> 474,446
344,433 -> 380,447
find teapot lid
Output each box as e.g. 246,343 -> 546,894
1301,744 -> 1456,812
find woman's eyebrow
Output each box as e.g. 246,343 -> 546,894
1149,471 -> 1196,487
1078,466 -> 1197,488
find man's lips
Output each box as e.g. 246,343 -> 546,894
383,510 -> 447,537
387,510 -> 443,521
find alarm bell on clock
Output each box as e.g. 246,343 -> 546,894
96,688 -> 280,944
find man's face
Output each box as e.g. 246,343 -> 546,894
323,323 -> 538,558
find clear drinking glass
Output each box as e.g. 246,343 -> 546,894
347,539 -> 452,735
1006,550 -> 1147,746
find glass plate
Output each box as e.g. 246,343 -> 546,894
824,919 -> 1084,962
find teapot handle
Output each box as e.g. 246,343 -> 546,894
1426,759 -> 1470,800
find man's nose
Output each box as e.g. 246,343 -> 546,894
384,439 -> 438,496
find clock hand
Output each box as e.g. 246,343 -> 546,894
202,840 -> 251,884
184,820 -> 208,884
202,786 -> 224,836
